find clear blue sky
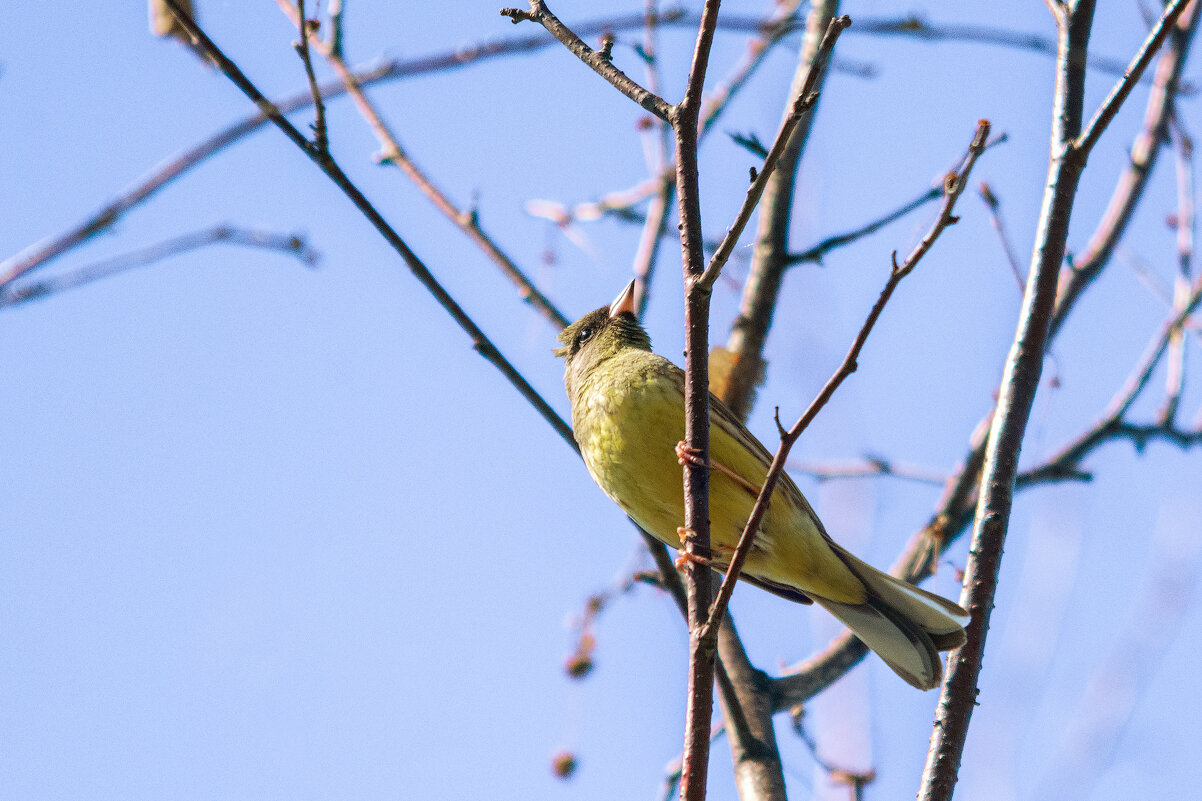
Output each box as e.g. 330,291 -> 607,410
2,2 -> 1199,800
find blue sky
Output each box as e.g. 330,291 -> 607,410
2,2 -> 1200,800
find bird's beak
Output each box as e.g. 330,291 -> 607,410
609,279 -> 637,318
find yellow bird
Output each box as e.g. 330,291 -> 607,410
555,281 -> 967,689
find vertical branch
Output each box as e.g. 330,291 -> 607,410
675,3 -> 723,798
714,620 -> 788,801
1161,118 -> 1194,424
293,0 -> 328,154
632,0 -> 675,317
1049,0 -> 1200,341
720,0 -> 842,421
916,5 -> 1097,799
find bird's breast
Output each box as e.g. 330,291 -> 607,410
572,357 -> 687,535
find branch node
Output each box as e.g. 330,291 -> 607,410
499,8 -> 535,24
598,31 -> 615,61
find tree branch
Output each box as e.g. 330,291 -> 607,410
293,0 -> 329,155
698,15 -> 851,290
676,3 -> 724,796
1075,0 -> 1194,159
500,1 -> 672,121
700,121 -> 989,639
0,225 -> 318,308
718,0 -> 844,421
1160,114 -> 1195,424
917,5 -> 1097,798
1050,0 -> 1201,341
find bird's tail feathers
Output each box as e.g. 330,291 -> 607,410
811,545 -> 968,690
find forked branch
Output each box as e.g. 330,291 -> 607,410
699,121 -> 990,638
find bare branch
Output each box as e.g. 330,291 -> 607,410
852,14 -> 1189,91
917,3 -> 1096,796
1025,271 -> 1202,487
697,1 -> 809,140
1160,114 -> 1194,424
698,15 -> 851,289
0,225 -> 318,308
787,186 -> 942,265
719,0 -> 846,422
786,456 -> 946,486
700,121 -> 989,640
1075,0 -> 1194,158
676,2 -> 724,796
293,0 -> 329,155
500,1 -> 672,121
632,173 -> 674,320
977,182 -> 1025,290
774,269 -> 1202,713
326,0 -> 344,59
1050,0 -> 1201,340
2,9 -> 1178,292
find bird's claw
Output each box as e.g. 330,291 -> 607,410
674,526 -> 712,571
675,441 -> 707,468
675,440 -> 763,498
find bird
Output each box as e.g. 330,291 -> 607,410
555,280 -> 968,689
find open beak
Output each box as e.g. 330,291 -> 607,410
609,279 -> 637,318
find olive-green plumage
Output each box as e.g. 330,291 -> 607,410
556,282 -> 968,689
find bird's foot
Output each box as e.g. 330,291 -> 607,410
674,550 -> 711,571
675,441 -> 706,468
674,527 -> 712,571
675,441 -> 763,498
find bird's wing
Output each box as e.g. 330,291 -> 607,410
708,391 -> 830,538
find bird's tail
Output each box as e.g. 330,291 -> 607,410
811,544 -> 968,690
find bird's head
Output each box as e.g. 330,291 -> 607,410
554,280 -> 652,394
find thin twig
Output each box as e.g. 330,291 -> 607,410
786,457 -> 946,486
1160,114 -> 1194,424
977,182 -> 1025,290
530,1 -> 812,246
632,173 -> 674,319
697,0 -> 808,140
747,1 -> 1201,718
787,186 -> 942,265
1075,0 -> 1193,158
638,0 -> 672,171
1017,272 -> 1202,489
294,0 -> 329,155
156,0 -> 576,453
631,0 -> 674,321
500,1 -> 672,121
773,270 -> 1202,711
700,121 -> 989,638
785,131 -> 1009,268
1050,0 -> 1201,340
698,16 -> 852,290
0,225 -> 318,308
327,0 -> 344,59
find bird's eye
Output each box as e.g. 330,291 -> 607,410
574,326 -> 594,347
